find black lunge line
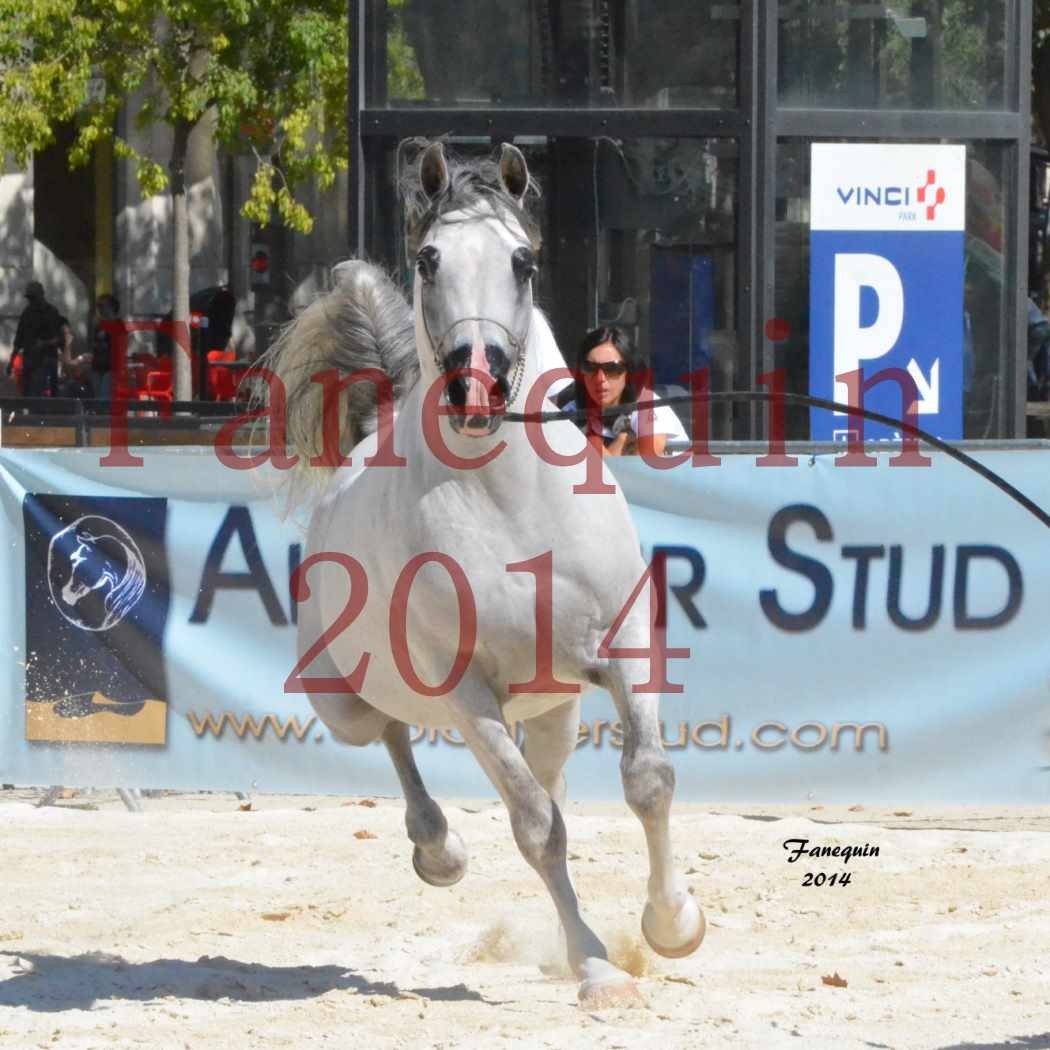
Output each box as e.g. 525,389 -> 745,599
504,390 -> 1050,532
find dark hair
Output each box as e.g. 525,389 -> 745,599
571,325 -> 647,410
97,293 -> 120,315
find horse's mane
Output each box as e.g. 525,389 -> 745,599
74,531 -> 128,576
262,261 -> 418,491
103,538 -> 145,620
400,144 -> 542,257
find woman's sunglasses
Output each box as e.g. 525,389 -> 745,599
581,360 -> 628,377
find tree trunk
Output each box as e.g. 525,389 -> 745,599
170,118 -> 193,402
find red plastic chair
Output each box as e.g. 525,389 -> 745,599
144,358 -> 173,417
207,349 -> 238,402
117,352 -> 155,401
210,368 -> 237,402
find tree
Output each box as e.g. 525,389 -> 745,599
0,0 -> 348,400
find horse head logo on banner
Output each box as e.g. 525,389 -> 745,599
47,515 -> 147,632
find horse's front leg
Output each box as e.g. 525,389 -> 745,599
451,686 -> 642,1008
604,657 -> 706,959
382,721 -> 468,887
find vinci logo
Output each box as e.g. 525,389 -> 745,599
812,143 -> 965,234
917,169 -> 946,221
834,169 -> 946,221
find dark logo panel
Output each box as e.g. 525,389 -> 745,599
23,495 -> 171,746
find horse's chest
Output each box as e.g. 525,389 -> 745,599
316,462 -> 634,703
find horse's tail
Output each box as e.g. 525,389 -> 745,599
263,260 -> 418,481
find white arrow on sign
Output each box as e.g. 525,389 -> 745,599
906,358 -> 940,415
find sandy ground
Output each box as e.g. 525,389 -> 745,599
0,791 -> 1047,1050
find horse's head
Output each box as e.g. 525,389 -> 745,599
411,142 -> 539,437
60,534 -> 121,607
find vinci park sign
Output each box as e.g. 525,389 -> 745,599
809,143 -> 967,442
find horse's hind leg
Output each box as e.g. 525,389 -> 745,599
604,658 -> 705,959
310,691 -> 391,746
522,698 -> 580,808
300,604 -> 391,746
382,721 -> 468,887
299,615 -> 466,884
453,688 -> 640,1009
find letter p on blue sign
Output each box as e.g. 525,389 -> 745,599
809,144 -> 966,442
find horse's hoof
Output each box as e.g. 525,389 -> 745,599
641,895 -> 706,959
411,830 -> 468,887
577,959 -> 646,1011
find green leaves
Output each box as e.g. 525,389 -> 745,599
0,0 -> 348,231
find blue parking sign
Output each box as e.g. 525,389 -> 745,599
809,144 -> 966,442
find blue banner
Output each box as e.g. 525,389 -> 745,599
1,447 -> 1048,803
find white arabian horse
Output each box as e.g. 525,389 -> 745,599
270,142 -> 704,1006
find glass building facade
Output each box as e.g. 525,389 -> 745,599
350,1 -> 1032,440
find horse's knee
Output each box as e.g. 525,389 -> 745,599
621,749 -> 675,823
510,794 -> 566,872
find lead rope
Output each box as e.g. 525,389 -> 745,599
504,390 -> 1050,532
415,304 -> 1050,531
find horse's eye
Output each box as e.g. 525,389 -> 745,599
512,246 -> 537,284
417,245 -> 440,282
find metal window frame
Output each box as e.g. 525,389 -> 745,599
1014,0 -> 1034,438
356,108 -> 747,142
760,0 -> 1031,440
349,0 -> 1033,439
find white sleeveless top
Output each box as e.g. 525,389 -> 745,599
560,397 -> 689,446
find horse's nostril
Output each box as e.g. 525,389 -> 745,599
446,377 -> 469,406
484,345 -> 509,375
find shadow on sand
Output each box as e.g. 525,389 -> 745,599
934,1038 -> 1050,1050
0,950 -> 494,1012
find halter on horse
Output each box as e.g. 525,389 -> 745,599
268,142 -> 704,1007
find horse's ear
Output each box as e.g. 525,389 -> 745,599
420,142 -> 450,202
498,144 -> 530,203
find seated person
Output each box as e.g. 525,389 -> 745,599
558,325 -> 688,456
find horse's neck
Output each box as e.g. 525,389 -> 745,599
526,308 -> 568,383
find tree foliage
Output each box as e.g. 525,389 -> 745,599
0,0 -> 348,234
385,0 -> 425,102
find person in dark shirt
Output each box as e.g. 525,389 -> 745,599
9,281 -> 69,397
89,293 -> 121,400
